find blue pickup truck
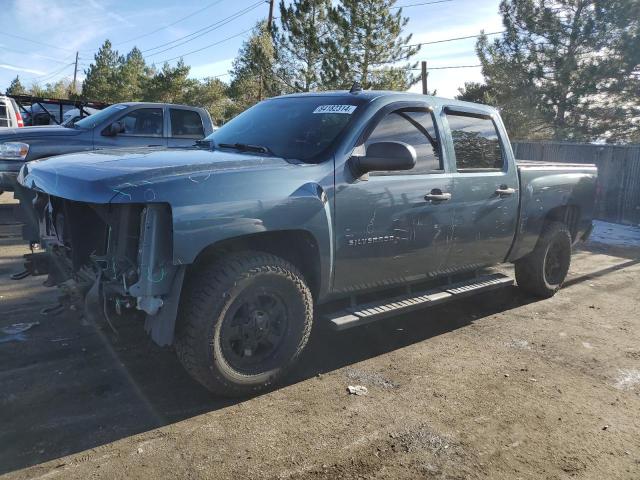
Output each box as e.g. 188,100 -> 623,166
16,89 -> 596,396
0,102 -> 214,192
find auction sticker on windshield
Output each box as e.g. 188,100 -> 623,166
313,105 -> 357,114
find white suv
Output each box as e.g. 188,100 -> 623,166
0,96 -> 24,128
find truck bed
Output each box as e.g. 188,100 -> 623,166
516,159 -> 597,169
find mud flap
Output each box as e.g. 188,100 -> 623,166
84,272 -> 105,325
144,266 -> 186,347
12,182 -> 39,243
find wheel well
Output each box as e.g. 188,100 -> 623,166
545,205 -> 581,241
193,230 -> 322,298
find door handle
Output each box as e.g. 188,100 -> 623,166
147,144 -> 162,147
424,190 -> 452,202
495,185 -> 516,196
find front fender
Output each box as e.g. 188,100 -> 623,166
173,180 -> 334,297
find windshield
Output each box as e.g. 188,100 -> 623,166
207,97 -> 363,162
74,104 -> 128,129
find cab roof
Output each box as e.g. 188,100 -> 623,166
116,102 -> 205,110
271,89 -> 497,113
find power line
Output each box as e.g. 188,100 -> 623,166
412,64 -> 482,70
0,45 -> 70,64
113,0 -> 228,46
404,30 -> 504,48
27,62 -> 75,83
392,0 -> 454,8
142,1 -> 264,56
0,32 -> 74,53
153,27 -> 254,64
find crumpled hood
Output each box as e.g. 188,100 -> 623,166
19,147 -> 292,204
0,125 -> 82,141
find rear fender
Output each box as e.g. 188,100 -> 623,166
508,171 -> 596,261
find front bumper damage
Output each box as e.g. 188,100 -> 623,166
21,192 -> 185,346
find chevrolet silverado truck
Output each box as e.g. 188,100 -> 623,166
0,102 -> 214,192
16,89 -> 597,396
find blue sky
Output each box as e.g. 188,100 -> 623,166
0,0 -> 503,99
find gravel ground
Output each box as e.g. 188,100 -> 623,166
1,191 -> 639,479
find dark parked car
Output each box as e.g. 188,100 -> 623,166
0,102 -> 214,192
16,90 -> 597,396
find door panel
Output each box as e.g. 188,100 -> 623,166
334,175 -> 455,292
333,107 -> 455,293
444,110 -> 519,270
449,172 -> 519,269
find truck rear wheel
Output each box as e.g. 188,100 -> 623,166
515,221 -> 572,298
175,251 -> 313,397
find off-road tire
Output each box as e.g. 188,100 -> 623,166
175,251 -> 313,397
515,221 -> 572,298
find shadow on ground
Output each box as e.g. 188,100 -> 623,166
0,237 -> 638,475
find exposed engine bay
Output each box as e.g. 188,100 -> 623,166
24,193 -> 185,346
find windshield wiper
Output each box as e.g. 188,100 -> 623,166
195,139 -> 214,149
218,142 -> 271,154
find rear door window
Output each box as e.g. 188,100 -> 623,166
446,112 -> 504,171
119,108 -> 164,137
170,109 -> 205,139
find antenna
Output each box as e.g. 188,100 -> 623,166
349,81 -> 362,94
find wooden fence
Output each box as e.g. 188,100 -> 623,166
512,141 -> 640,226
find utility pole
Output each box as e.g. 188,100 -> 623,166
267,0 -> 275,31
70,51 -> 79,96
421,60 -> 428,95
260,0 -> 275,102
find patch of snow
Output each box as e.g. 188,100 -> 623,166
614,369 -> 640,391
588,221 -> 640,248
506,339 -> 531,350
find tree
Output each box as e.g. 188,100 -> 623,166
229,21 -> 282,114
456,80 -> 551,140
477,0 -> 640,142
191,77 -> 232,125
82,40 -> 124,102
42,79 -> 73,99
6,76 -> 27,95
117,47 -> 150,102
276,0 -> 331,92
322,0 -> 420,90
456,82 -> 492,104
144,60 -> 197,104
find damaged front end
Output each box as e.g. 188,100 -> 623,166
23,193 -> 185,346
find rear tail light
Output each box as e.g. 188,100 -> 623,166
15,111 -> 24,127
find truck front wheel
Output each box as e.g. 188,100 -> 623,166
515,221 -> 572,298
175,251 -> 313,397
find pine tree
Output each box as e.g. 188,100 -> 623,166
117,47 -> 150,102
42,79 -> 72,99
229,21 -> 282,114
456,82 -> 492,104
144,60 -> 197,104
322,0 -> 420,90
477,0 -> 640,142
82,40 -> 124,102
6,76 -> 27,96
191,77 -> 231,125
276,0 -> 331,92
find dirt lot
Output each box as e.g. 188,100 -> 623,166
1,191 -> 639,480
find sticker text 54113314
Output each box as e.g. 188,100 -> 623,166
313,105 -> 357,114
